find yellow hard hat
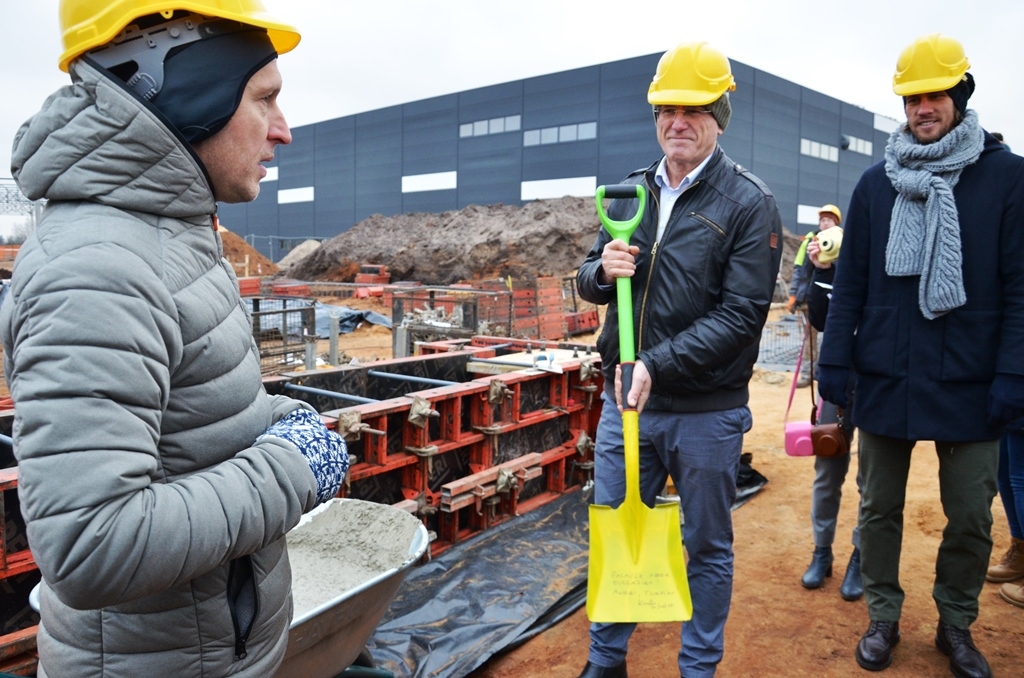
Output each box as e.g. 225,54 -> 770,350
58,0 -> 300,72
648,42 -> 736,106
892,34 -> 969,96
819,204 -> 842,225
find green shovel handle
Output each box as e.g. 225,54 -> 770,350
595,184 -> 646,395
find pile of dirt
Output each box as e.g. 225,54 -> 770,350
277,239 -> 321,270
286,197 -> 600,285
220,228 -> 278,276
284,197 -> 806,290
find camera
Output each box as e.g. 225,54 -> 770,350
816,227 -> 843,264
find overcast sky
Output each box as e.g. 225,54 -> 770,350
2,0 -> 1021,181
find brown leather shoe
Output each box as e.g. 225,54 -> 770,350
986,537 -> 1024,582
1000,580 -> 1024,608
855,620 -> 900,671
935,621 -> 991,678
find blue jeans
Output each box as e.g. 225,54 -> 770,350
588,395 -> 752,678
997,431 -> 1024,539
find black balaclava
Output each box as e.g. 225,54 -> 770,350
902,71 -> 975,118
944,72 -> 975,117
152,23 -> 277,144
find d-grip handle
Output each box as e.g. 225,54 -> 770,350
601,184 -> 642,200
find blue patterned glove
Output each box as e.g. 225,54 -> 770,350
257,408 -> 349,504
816,365 -> 850,409
989,373 -> 1024,429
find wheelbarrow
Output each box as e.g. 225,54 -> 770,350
29,499 -> 428,678
277,498 -> 430,678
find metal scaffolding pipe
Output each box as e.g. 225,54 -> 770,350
283,383 -> 378,405
367,370 -> 458,387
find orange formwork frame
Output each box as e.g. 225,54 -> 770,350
305,340 -> 603,557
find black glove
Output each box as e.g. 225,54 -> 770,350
257,408 -> 349,505
988,373 -> 1024,429
816,365 -> 850,409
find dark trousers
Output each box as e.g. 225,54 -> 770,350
857,431 -> 998,628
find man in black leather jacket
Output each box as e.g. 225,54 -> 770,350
574,42 -> 783,678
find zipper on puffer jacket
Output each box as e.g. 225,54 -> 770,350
227,555 -> 260,660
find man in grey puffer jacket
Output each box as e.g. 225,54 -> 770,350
1,3 -> 348,676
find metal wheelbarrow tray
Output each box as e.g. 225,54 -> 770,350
276,498 -> 429,678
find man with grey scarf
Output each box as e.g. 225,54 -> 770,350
817,34 -> 1024,678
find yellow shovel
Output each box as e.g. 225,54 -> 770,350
585,184 -> 692,623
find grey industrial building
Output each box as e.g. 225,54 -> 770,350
219,51 -> 898,260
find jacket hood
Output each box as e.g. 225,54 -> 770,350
11,60 -> 215,219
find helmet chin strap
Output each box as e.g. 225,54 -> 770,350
85,13 -> 235,100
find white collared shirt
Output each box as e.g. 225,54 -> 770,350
654,152 -> 712,241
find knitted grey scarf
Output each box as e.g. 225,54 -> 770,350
884,110 -> 984,319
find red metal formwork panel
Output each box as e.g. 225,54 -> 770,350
306,346 -> 603,556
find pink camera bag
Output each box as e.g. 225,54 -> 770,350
784,317 -> 815,457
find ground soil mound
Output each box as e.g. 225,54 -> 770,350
286,197 -> 600,285
220,228 -> 278,276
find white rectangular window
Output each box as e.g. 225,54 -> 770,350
559,125 -> 577,142
459,123 -> 473,138
540,127 -> 559,144
505,115 -> 521,131
874,114 -> 899,133
521,176 -> 597,201
578,122 -> 597,139
260,166 -> 279,183
489,117 -> 505,134
523,130 -> 540,146
800,138 -> 839,163
401,171 -> 457,193
473,120 -> 488,136
278,186 -> 314,204
797,204 -> 824,227
846,135 -> 874,157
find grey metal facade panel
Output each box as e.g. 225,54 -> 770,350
218,201 -> 247,233
279,202 -> 315,239
354,108 -> 403,221
279,125 -> 315,188
522,140 -> 598,182
523,67 -> 599,129
458,135 -> 523,206
402,190 -> 458,214
314,117 -> 356,234
402,95 -> 459,176
458,81 -> 523,121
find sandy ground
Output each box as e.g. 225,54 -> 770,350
468,371 -> 1023,678
314,306 -> 1022,678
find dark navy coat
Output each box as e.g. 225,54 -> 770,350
820,132 -> 1024,441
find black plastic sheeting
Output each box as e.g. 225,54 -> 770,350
368,490 -> 590,678
365,457 -> 768,678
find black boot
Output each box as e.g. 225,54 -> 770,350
855,620 -> 900,671
801,546 -> 833,589
935,621 -> 991,678
840,548 -> 863,601
576,660 -> 627,678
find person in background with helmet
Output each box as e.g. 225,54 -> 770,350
576,41 -> 783,678
787,204 -> 842,387
1,2 -> 349,677
798,213 -> 863,603
817,33 -> 1024,678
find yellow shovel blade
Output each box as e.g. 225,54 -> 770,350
585,411 -> 692,623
